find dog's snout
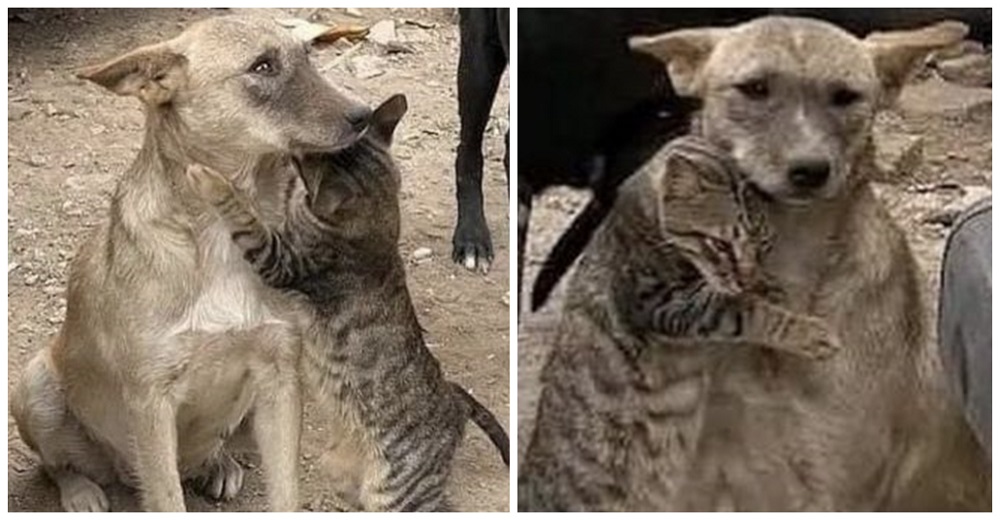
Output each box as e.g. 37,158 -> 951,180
788,160 -> 831,190
346,106 -> 372,132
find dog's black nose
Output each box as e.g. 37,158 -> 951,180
788,160 -> 831,190
346,106 -> 372,132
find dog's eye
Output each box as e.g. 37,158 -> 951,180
831,88 -> 862,107
249,56 -> 279,76
735,79 -> 769,100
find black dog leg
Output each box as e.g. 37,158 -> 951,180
453,8 -> 507,273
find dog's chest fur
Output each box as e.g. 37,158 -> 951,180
175,220 -> 280,335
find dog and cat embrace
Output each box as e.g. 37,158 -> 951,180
7,8 -> 990,513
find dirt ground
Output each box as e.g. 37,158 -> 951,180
518,45 -> 992,461
7,8 -> 509,512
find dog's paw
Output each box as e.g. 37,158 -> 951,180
185,164 -> 234,206
451,216 -> 493,274
58,473 -> 110,512
200,453 -> 245,502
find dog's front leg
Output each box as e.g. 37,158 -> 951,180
129,396 -> 185,511
254,376 -> 301,511
252,325 -> 303,511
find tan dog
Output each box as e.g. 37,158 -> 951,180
520,17 -> 989,511
10,15 -> 371,512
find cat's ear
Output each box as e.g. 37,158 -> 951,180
296,157 -> 348,217
658,154 -> 703,199
370,94 -> 408,146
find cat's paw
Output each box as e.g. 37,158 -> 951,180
185,164 -> 234,205
800,327 -> 842,360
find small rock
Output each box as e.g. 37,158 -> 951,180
501,293 -> 510,307
24,155 -> 46,167
349,55 -> 387,80
48,315 -> 64,325
345,8 -> 363,17
8,262 -> 19,273
412,247 -> 433,261
24,274 -> 39,286
44,103 -> 59,116
368,20 -> 397,46
90,124 -> 106,135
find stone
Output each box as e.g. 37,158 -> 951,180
350,55 -> 387,79
412,247 -> 433,261
368,19 -> 397,46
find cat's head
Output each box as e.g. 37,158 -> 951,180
653,138 -> 767,295
295,94 -> 408,233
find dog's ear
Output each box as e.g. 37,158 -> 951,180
864,20 -> 968,107
629,28 -> 724,97
371,94 -> 408,146
76,43 -> 187,105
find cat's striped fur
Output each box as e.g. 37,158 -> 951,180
187,95 -> 508,511
624,137 -> 840,359
519,136 -> 838,511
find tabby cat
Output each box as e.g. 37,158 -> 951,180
518,135 -> 839,511
186,94 -> 508,512
628,136 -> 839,359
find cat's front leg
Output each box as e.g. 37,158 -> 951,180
737,296 -> 842,359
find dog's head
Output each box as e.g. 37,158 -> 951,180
631,16 -> 967,205
76,15 -> 370,164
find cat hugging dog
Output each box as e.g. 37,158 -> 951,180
186,94 -> 509,512
11,14 -> 506,512
519,16 -> 989,511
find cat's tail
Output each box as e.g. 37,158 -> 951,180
451,382 -> 510,466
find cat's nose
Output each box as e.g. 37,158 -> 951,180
788,159 -> 830,190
